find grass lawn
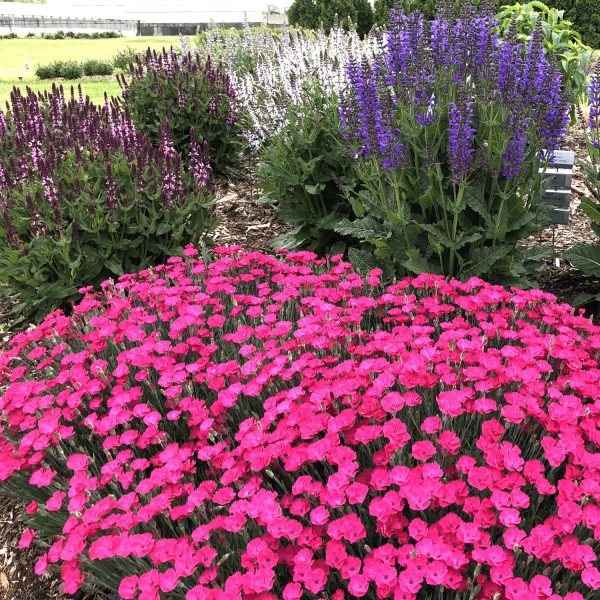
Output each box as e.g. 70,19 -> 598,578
0,35 -> 188,106
0,77 -> 121,106
0,36 -> 185,79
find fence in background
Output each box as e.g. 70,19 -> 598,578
0,15 -> 138,36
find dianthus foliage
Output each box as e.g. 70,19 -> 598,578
0,86 -> 214,322
1,247 -> 600,599
119,49 -> 242,177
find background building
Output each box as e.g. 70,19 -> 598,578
0,0 -> 290,36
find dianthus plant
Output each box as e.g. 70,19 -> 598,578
228,23 -> 377,149
339,10 -> 571,283
1,247 -> 600,599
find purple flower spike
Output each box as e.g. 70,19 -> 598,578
448,95 -> 476,183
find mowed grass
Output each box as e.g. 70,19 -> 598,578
0,36 -> 184,79
0,77 -> 121,106
0,36 -> 187,105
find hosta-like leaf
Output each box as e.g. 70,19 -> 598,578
564,244 -> 600,277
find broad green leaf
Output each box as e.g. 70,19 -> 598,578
564,244 -> 600,277
580,197 -> 600,225
334,217 -> 382,240
461,245 -> 508,278
402,248 -> 439,275
348,247 -> 378,274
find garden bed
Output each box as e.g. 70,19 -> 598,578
0,165 -> 598,600
1,8 -> 600,599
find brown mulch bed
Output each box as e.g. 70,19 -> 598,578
0,129 -> 599,599
527,123 -> 599,306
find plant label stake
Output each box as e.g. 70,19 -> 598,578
540,150 -> 575,225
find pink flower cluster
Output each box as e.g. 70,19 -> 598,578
1,247 -> 599,600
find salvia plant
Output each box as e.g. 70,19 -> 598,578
1,247 -> 600,599
195,18 -> 282,78
257,82 -> 366,253
0,85 -> 214,322
118,48 -> 242,177
228,22 -> 376,149
496,1 -> 592,115
338,9 -> 570,283
565,62 -> 600,305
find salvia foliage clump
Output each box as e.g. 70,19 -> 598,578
0,85 -> 214,322
338,9 -> 570,283
119,48 -> 242,177
565,63 -> 600,309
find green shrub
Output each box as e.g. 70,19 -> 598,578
550,0 -> 600,48
111,47 -> 138,70
35,61 -> 63,79
497,1 -> 592,109
0,87 -> 215,322
54,30 -> 65,39
287,0 -> 375,37
58,61 -> 83,79
120,48 -> 242,177
83,59 -> 114,76
35,60 -> 84,80
374,0 -> 498,24
257,84 -> 364,253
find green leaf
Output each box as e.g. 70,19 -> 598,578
464,185 -> 492,225
402,248 -> 440,275
347,247 -> 378,274
304,183 -> 325,195
571,292 -> 599,307
156,222 -> 172,235
580,197 -> 600,225
349,196 -> 365,218
461,245 -> 508,278
520,245 -> 554,264
564,244 -> 600,277
334,217 -> 382,240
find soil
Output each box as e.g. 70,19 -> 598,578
0,127 -> 599,600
